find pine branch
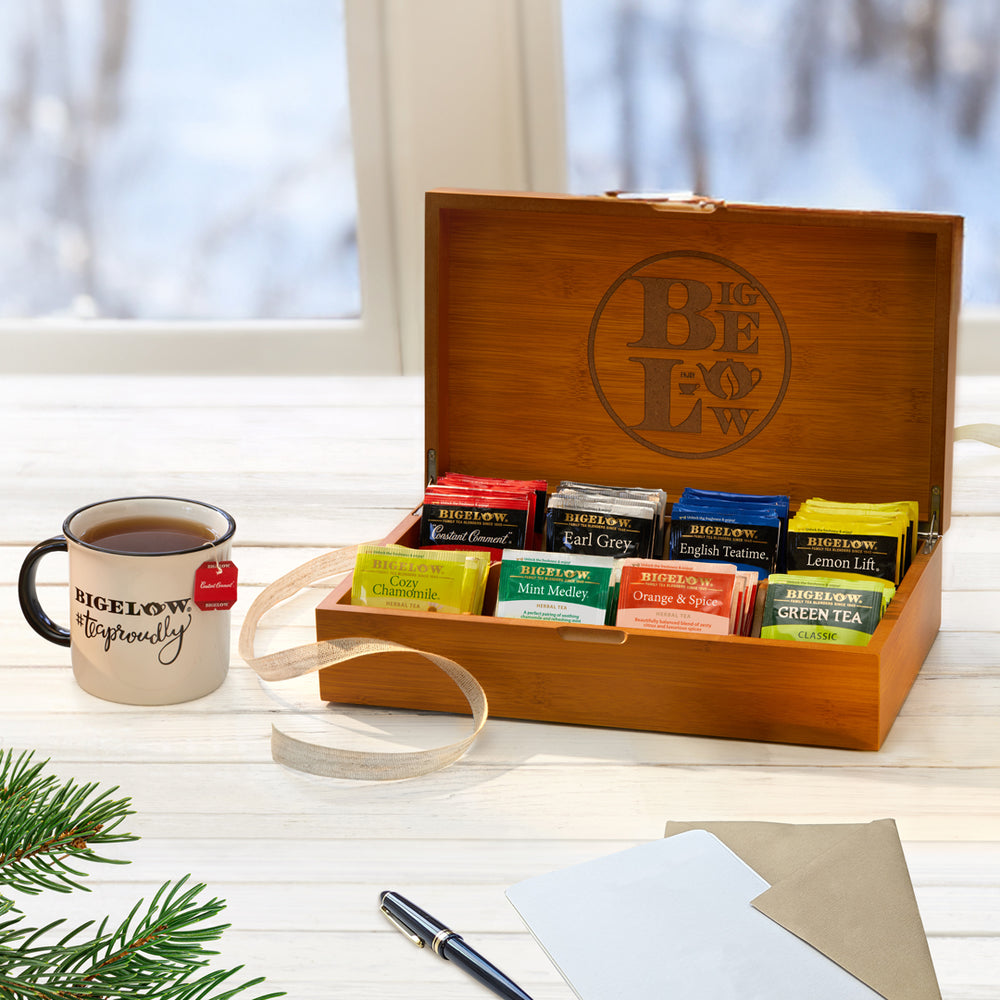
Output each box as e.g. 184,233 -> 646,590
0,749 -> 137,896
0,751 -> 284,999
0,875 -> 283,999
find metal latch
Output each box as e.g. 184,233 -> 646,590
919,486 -> 942,554
604,190 -> 724,212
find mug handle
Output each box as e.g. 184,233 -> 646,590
18,536 -> 71,647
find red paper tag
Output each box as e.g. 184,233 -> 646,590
194,560 -> 239,610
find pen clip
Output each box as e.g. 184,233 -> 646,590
381,903 -> 424,947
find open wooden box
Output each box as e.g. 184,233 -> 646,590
316,190 -> 962,750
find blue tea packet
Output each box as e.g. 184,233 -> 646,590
670,488 -> 789,578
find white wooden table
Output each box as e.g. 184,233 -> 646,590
2,374 -> 998,999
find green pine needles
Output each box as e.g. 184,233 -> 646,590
0,749 -> 283,1000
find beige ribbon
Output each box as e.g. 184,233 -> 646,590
955,423 -> 1000,447
238,545 -> 488,780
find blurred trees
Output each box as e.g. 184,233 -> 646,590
600,0 -> 1000,189
1,3 -> 127,314
0,0 -> 356,321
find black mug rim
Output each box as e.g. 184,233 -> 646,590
62,496 -> 236,557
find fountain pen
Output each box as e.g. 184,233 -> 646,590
379,890 -> 535,1000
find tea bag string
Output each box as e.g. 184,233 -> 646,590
237,545 -> 488,781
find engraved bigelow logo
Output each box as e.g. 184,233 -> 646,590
588,250 -> 790,459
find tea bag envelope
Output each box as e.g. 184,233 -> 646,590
507,830 -> 883,999
662,819 -> 941,1000
507,820 -> 939,1000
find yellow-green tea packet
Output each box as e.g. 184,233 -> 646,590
761,573 -> 895,646
787,573 -> 896,616
351,544 -> 490,615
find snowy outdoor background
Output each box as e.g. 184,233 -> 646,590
0,0 -> 998,321
0,0 -> 357,321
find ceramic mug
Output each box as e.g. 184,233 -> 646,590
18,496 -> 237,705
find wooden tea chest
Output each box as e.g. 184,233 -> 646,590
315,190 -> 962,750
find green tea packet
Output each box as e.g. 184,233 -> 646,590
351,544 -> 491,615
495,550 -> 616,625
760,573 -> 895,646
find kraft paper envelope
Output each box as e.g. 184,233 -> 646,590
663,818 -> 941,1000
507,829 -> 885,999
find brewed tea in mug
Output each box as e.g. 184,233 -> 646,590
79,516 -> 218,554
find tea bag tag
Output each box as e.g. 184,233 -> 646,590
194,560 -> 239,610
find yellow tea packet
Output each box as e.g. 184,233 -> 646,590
351,544 -> 491,615
799,498 -> 919,572
786,502 -> 909,585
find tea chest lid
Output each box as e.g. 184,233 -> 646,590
424,190 -> 962,532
